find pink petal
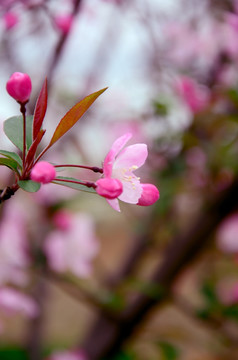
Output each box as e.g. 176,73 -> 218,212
106,198 -> 121,212
119,175 -> 142,204
114,144 -> 148,170
103,133 -> 132,177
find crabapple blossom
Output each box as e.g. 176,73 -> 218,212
54,15 -> 73,34
95,178 -> 123,199
0,287 -> 38,317
216,213 -> 238,254
137,183 -> 160,206
175,76 -> 209,113
98,132 -> 159,211
31,161 -> 56,184
3,11 -> 19,30
6,72 -> 32,103
46,350 -> 87,360
44,213 -> 99,277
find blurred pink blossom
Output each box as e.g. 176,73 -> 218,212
46,350 -> 87,360
2,11 -> 19,30
54,15 -> 73,34
216,213 -> 238,254
0,201 -> 29,285
44,213 -> 99,277
175,76 -> 210,113
0,287 -> 38,317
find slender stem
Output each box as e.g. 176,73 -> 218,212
54,164 -> 103,173
33,145 -> 50,165
20,102 -> 27,169
54,177 -> 96,189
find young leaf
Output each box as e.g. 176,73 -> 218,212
33,78 -> 47,140
4,116 -> 33,151
52,176 -> 96,193
25,130 -> 46,168
18,180 -> 41,192
0,157 -> 19,172
48,87 -> 107,148
0,150 -> 22,167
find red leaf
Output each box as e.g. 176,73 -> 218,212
25,129 -> 46,168
48,87 -> 107,148
33,78 -> 48,140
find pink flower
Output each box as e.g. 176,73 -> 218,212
46,350 -> 87,360
216,213 -> 238,254
0,287 -> 38,317
98,133 -> 159,211
44,213 -> 99,278
6,72 -> 32,103
3,12 -> 19,30
54,15 -> 73,34
175,76 -> 210,113
95,178 -> 123,199
31,161 -> 56,184
137,184 -> 160,206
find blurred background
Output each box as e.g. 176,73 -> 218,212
0,0 -> 238,359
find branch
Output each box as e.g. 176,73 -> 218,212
81,178 -> 238,359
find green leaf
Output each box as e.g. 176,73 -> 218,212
33,78 -> 47,140
18,180 -> 41,192
0,150 -> 22,167
52,176 -> 96,194
0,158 -> 19,172
4,116 -> 33,151
157,341 -> 180,360
48,87 -> 107,148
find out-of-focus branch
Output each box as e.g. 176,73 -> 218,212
81,178 -> 238,359
0,184 -> 19,204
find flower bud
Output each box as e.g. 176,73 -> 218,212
3,12 -> 19,30
137,183 -> 160,206
96,178 -> 123,199
31,161 -> 56,184
54,15 -> 73,34
6,72 -> 32,103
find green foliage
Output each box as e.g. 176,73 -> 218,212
0,158 -> 20,172
4,116 -> 33,151
53,176 -> 96,193
18,180 -> 41,192
0,150 -> 22,167
152,100 -> 168,116
0,347 -> 28,360
157,341 -> 180,360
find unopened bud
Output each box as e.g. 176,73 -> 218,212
6,72 -> 32,103
137,183 -> 160,206
96,178 -> 123,199
31,161 -> 56,184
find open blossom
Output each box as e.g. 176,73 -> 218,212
44,212 -> 99,278
96,133 -> 159,211
6,72 -> 32,103
31,161 -> 56,184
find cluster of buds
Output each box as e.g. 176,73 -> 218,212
3,72 -> 159,211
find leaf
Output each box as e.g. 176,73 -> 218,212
25,130 -> 46,167
157,341 -> 180,360
52,176 -> 96,194
18,180 -> 41,192
48,87 -> 107,148
4,116 -> 33,151
33,78 -> 47,140
0,158 -> 19,172
0,150 -> 22,167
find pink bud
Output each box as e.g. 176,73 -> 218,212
137,183 -> 160,206
31,161 -> 56,184
54,15 -> 73,34
3,12 -> 19,30
96,178 -> 123,199
6,72 -> 32,103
